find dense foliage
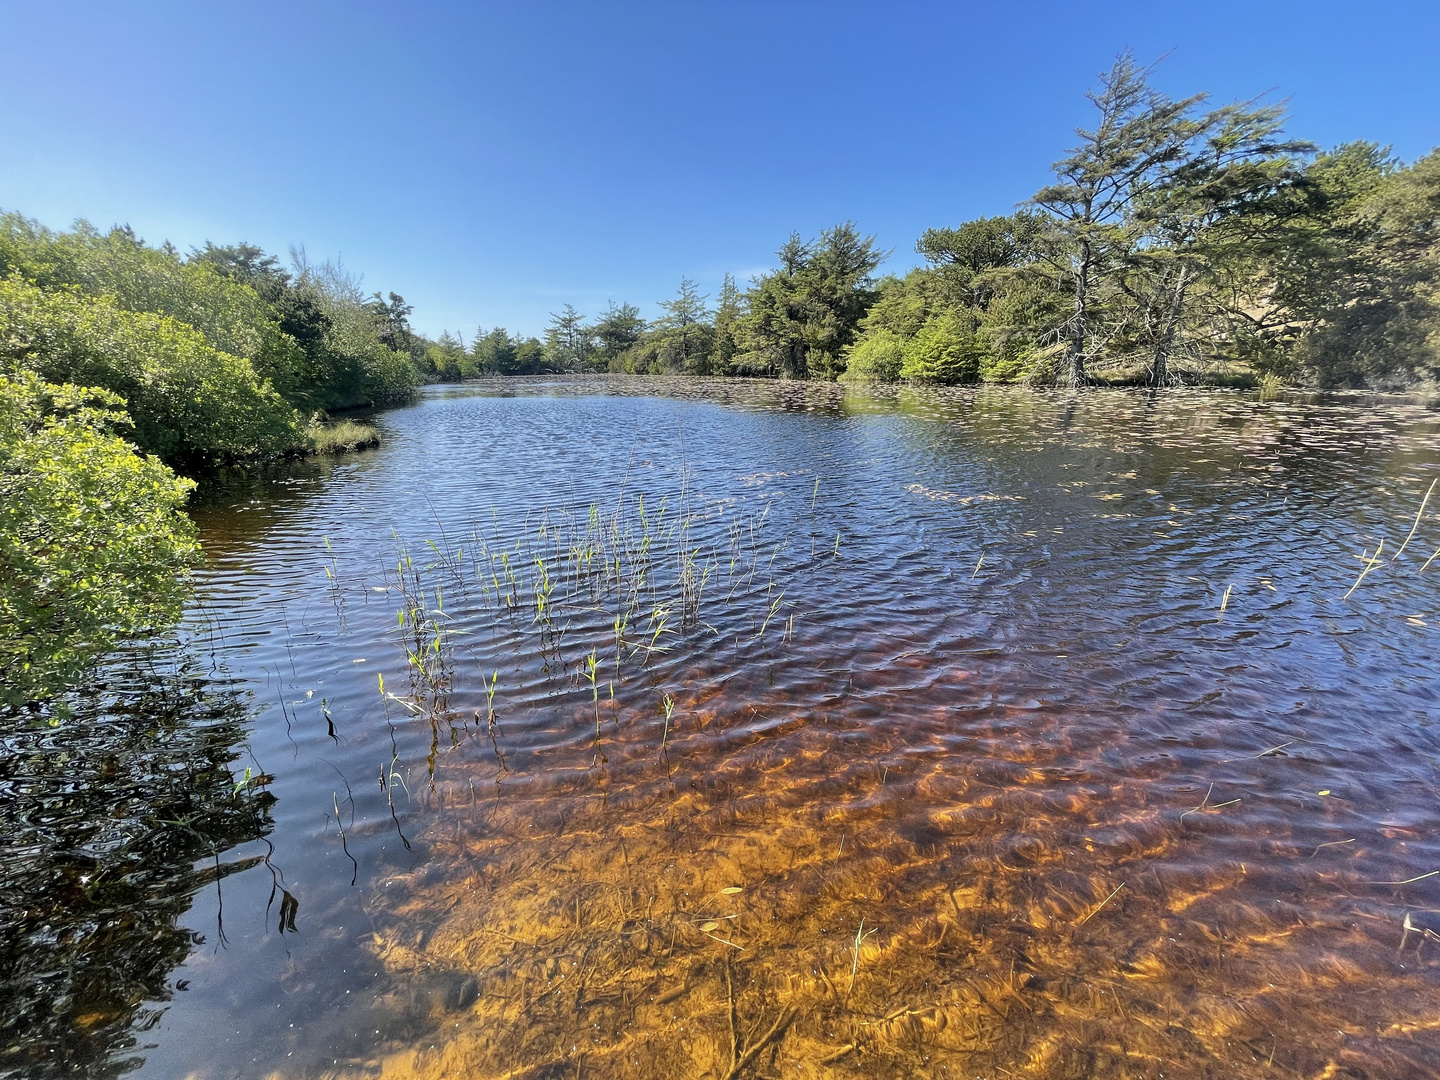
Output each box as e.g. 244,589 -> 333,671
0,373 -> 198,708
0,278 -> 299,465
0,215 -> 427,705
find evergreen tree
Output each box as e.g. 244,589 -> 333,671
544,304 -> 593,371
1030,53 -> 1205,386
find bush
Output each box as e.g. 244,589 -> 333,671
0,214 -> 310,399
840,330 -> 906,382
0,372 -> 199,708
362,347 -> 421,406
0,276 -> 303,465
900,312 -> 985,383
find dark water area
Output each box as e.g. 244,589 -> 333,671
8,376 -> 1440,1079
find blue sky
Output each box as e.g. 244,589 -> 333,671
1,1 -> 1437,339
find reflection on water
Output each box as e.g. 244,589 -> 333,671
9,378 -> 1440,1079
0,651 -> 273,1078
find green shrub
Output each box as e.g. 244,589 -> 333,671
900,312 -> 985,383
363,347 -> 421,406
978,341 -> 1043,383
0,214 -> 310,397
840,330 -> 906,382
0,372 -> 199,708
0,276 -> 303,465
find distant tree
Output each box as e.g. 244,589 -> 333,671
918,212 -> 1046,279
900,311 -> 985,383
838,328 -> 906,382
591,302 -> 645,369
1268,144 -> 1440,386
186,240 -> 353,405
424,330 -> 467,382
290,250 -> 418,406
469,326 -> 520,375
1114,102 -> 1311,384
544,304 -> 593,371
709,273 -> 743,375
188,241 -> 285,287
736,223 -> 885,379
513,336 -> 546,374
369,291 -> 416,356
655,278 -> 711,373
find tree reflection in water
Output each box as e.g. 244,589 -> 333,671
0,646 -> 273,1079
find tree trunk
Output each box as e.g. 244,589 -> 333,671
1067,250 -> 1089,387
1148,262 -> 1191,387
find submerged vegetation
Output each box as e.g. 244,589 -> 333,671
383,475 -> 789,740
9,377 -> 1440,1077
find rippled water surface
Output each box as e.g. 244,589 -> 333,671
9,377 -> 1440,1080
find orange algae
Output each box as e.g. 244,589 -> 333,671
328,687 -> 1440,1080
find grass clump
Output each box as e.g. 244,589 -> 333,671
308,417 -> 380,455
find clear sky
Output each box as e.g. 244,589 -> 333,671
1,1 -> 1437,339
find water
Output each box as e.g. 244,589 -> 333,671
6,377 -> 1440,1079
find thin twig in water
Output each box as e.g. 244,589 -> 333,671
1180,783 -> 1241,820
1310,838 -> 1355,858
1344,540 -> 1385,600
720,956 -> 796,1080
846,919 -> 879,999
1255,740 -> 1294,757
1077,882 -> 1125,926
1392,478 -> 1436,560
1180,783 -> 1213,820
1362,869 -> 1440,886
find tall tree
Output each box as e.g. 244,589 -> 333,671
917,211 -> 1047,312
424,330 -> 467,381
1116,103 -> 1311,384
736,223 -> 884,380
1261,144 -> 1440,386
710,273 -> 743,375
469,326 -> 519,375
591,302 -> 646,369
655,278 -> 711,373
369,291 -> 416,356
544,304 -> 592,371
1030,53 -> 1205,386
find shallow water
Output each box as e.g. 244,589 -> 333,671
7,377 -> 1440,1079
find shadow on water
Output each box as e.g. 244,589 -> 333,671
0,646 -> 274,1079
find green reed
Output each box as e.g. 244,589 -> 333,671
374,478 -> 794,765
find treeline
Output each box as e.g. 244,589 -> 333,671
0,217 -> 427,465
421,224 -> 885,383
460,55 -> 1437,390
0,216 -> 428,706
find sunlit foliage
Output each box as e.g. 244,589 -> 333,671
0,372 -> 198,708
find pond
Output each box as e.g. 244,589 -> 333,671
6,377 -> 1440,1079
